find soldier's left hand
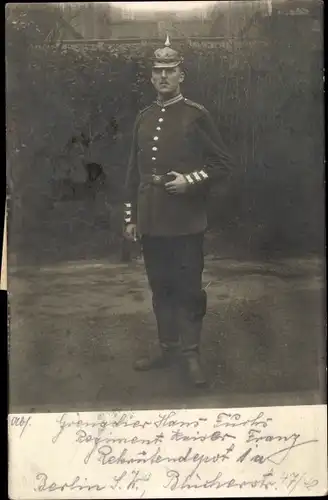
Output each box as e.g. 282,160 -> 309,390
165,171 -> 188,195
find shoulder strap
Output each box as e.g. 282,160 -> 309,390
134,103 -> 155,128
139,102 -> 155,116
183,98 -> 206,112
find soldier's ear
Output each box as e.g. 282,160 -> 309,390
179,70 -> 185,83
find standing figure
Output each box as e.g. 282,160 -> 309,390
124,37 -> 234,387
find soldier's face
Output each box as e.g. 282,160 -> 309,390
151,66 -> 185,96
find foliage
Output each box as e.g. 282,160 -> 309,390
6,6 -> 324,263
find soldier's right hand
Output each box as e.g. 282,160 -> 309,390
124,223 -> 137,241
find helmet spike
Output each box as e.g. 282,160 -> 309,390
152,34 -> 183,68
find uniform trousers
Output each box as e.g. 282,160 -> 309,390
141,232 -> 207,354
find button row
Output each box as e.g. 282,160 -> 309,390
152,112 -> 165,169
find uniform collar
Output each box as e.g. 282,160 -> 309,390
156,93 -> 184,108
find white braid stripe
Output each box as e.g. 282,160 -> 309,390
199,170 -> 209,179
156,93 -> 184,108
193,172 -> 202,182
185,174 -> 194,184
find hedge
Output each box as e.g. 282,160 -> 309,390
6,8 -> 324,264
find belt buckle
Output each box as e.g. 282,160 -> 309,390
152,174 -> 162,185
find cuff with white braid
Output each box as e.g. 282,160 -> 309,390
184,169 -> 209,185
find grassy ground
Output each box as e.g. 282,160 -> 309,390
9,256 -> 325,413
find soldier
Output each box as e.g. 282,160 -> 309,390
123,36 -> 234,387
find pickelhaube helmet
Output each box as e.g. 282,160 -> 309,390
152,35 -> 183,69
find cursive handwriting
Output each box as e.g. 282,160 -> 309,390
214,411 -> 272,429
51,410 -> 207,444
76,429 -> 165,465
97,444 -> 235,476
247,429 -> 301,445
34,472 -> 106,492
280,471 -> 319,495
9,415 -> 32,438
111,469 -> 152,496
237,437 -> 318,466
163,468 -> 277,491
170,428 -> 236,443
153,411 -> 207,429
52,412 -> 153,444
76,426 -> 237,466
17,407 -> 321,498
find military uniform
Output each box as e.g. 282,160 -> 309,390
124,38 -> 233,385
124,96 -> 232,236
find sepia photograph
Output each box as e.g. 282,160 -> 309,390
7,0 -> 325,415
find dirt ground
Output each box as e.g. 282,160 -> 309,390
9,255 -> 325,413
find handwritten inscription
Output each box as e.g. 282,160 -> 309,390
163,468 -> 277,491
9,415 -> 31,438
34,473 -> 106,493
52,411 -> 207,444
8,407 -> 325,498
214,411 -> 272,429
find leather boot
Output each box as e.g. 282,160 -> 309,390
177,290 -> 207,387
177,314 -> 207,387
134,296 -> 179,371
134,345 -> 178,371
183,350 -> 207,387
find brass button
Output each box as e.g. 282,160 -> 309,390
153,136 -> 159,141
152,146 -> 158,151
158,118 -> 164,122
156,127 -> 161,131
152,157 -> 156,160
161,108 -> 165,112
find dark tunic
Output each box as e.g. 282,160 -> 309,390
124,95 -> 234,237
